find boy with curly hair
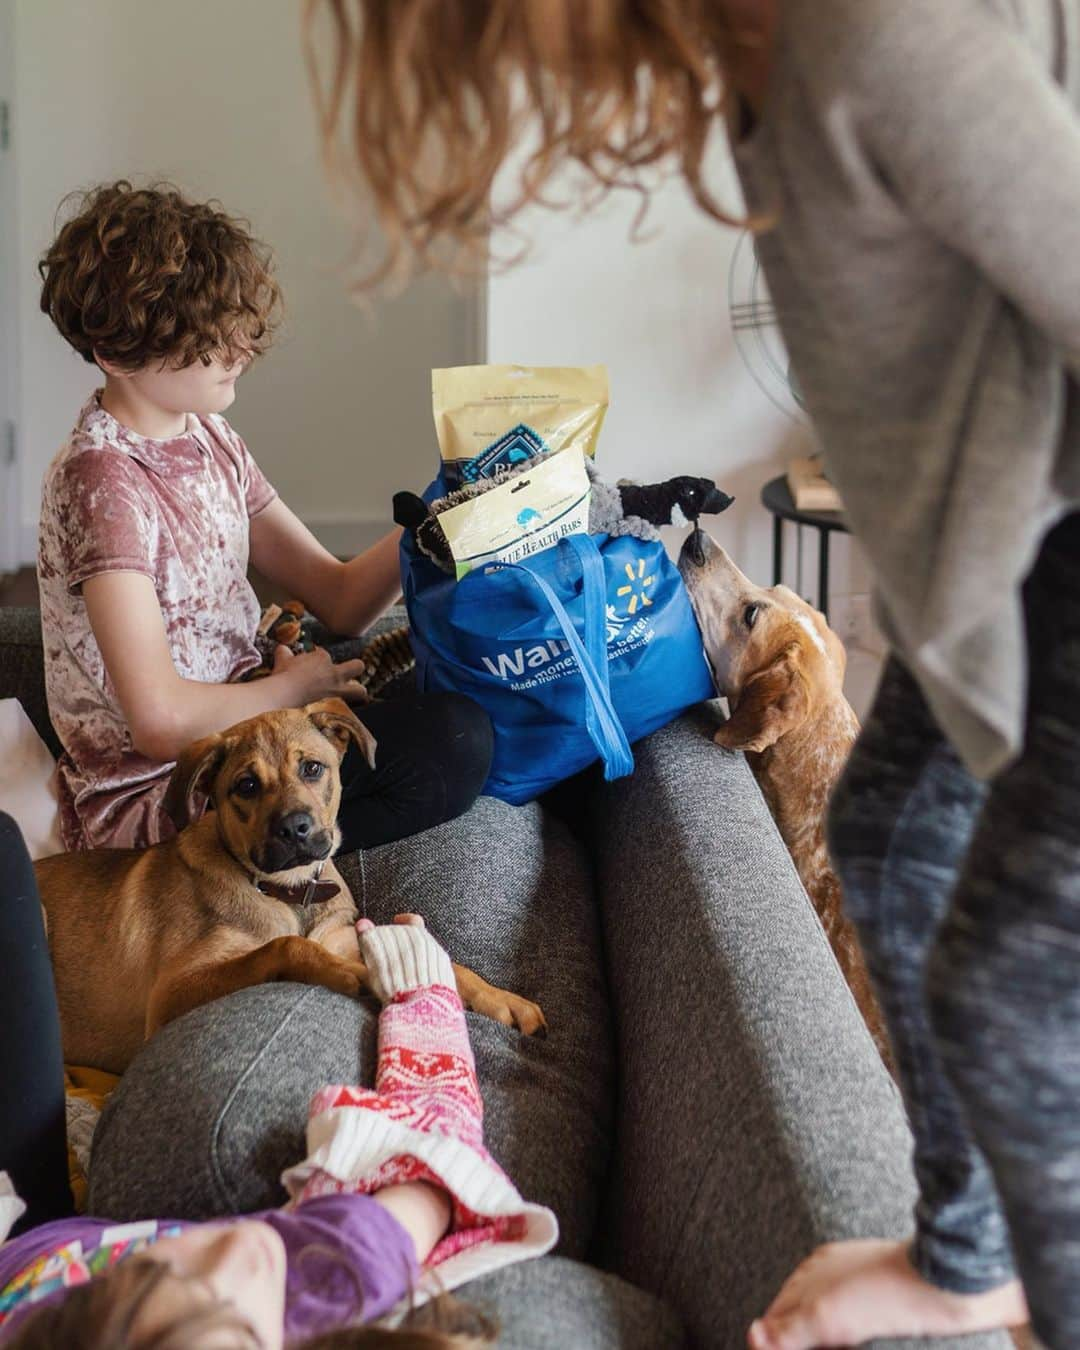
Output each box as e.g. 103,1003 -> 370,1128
36,181 -> 491,853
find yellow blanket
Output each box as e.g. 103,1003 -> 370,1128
64,1066 -> 119,1211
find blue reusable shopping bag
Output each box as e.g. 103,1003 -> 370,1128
401,503 -> 715,805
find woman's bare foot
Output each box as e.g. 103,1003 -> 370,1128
747,1240 -> 1028,1350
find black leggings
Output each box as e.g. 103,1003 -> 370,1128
828,513 -> 1080,1348
338,691 -> 493,854
0,812 -> 74,1234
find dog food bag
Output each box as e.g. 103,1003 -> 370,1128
439,446 -> 592,579
433,364 -> 609,489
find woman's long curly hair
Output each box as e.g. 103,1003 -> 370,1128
303,0 -> 749,286
39,181 -> 282,371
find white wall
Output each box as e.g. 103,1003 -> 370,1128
0,0 -> 20,573
11,0 -> 480,563
485,150 -> 875,611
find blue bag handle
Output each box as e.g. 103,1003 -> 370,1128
492,534 -> 634,781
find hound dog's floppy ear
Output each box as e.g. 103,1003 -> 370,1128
307,697 -> 377,770
714,642 -> 809,754
163,733 -> 231,831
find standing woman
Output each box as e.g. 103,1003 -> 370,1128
304,2 -> 1080,1347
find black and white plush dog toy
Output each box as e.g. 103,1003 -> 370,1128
394,459 -> 733,572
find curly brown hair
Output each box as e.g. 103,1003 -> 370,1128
39,181 -> 282,371
303,0 -> 751,286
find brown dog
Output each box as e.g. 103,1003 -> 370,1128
679,530 -> 892,1069
36,699 -> 545,1074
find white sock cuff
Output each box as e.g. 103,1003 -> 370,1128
359,923 -> 456,1002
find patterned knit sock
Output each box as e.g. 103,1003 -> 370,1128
301,922 -> 486,1189
281,923 -> 556,1278
368,927 -> 484,1151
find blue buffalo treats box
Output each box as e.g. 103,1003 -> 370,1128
438,446 -> 591,578
432,363 -> 608,490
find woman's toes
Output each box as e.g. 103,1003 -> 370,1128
752,1307 -> 829,1350
747,1319 -> 772,1349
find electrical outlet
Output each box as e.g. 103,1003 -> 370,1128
830,593 -> 858,645
830,592 -> 879,654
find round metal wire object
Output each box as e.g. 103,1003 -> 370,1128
728,230 -> 808,425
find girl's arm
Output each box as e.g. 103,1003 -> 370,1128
249,498 -> 403,638
83,572 -> 370,763
286,919 -> 558,1267
370,1182 -> 451,1262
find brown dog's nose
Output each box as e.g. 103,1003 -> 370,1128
274,811 -> 315,845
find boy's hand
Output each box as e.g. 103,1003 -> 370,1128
272,644 -> 371,704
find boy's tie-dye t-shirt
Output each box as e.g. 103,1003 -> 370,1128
36,392 -> 277,851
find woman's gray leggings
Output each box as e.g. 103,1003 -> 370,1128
828,513 -> 1080,1348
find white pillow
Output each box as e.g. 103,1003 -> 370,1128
0,699 -> 64,860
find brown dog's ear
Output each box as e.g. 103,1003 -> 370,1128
714,643 -> 809,754
307,697 -> 377,770
162,734 -> 230,831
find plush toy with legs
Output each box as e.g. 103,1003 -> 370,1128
244,603 -> 414,696
393,459 -> 734,573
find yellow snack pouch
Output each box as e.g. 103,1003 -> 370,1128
439,446 -> 591,579
432,364 -> 608,489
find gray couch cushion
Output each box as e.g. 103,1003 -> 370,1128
89,796 -> 613,1263
588,708 -> 1010,1350
466,1256 -> 686,1349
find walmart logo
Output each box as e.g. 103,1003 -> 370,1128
605,605 -> 625,643
615,559 -> 655,616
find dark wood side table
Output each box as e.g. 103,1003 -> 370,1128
760,475 -> 849,621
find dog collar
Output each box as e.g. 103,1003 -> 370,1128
251,860 -> 340,908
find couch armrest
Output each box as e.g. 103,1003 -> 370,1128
0,608 -> 61,759
589,706 -> 1009,1350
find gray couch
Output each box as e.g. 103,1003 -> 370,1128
0,603 -> 1010,1350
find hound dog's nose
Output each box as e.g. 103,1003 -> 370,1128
274,810 -> 315,845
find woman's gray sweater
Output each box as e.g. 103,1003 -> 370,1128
735,0 -> 1080,778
